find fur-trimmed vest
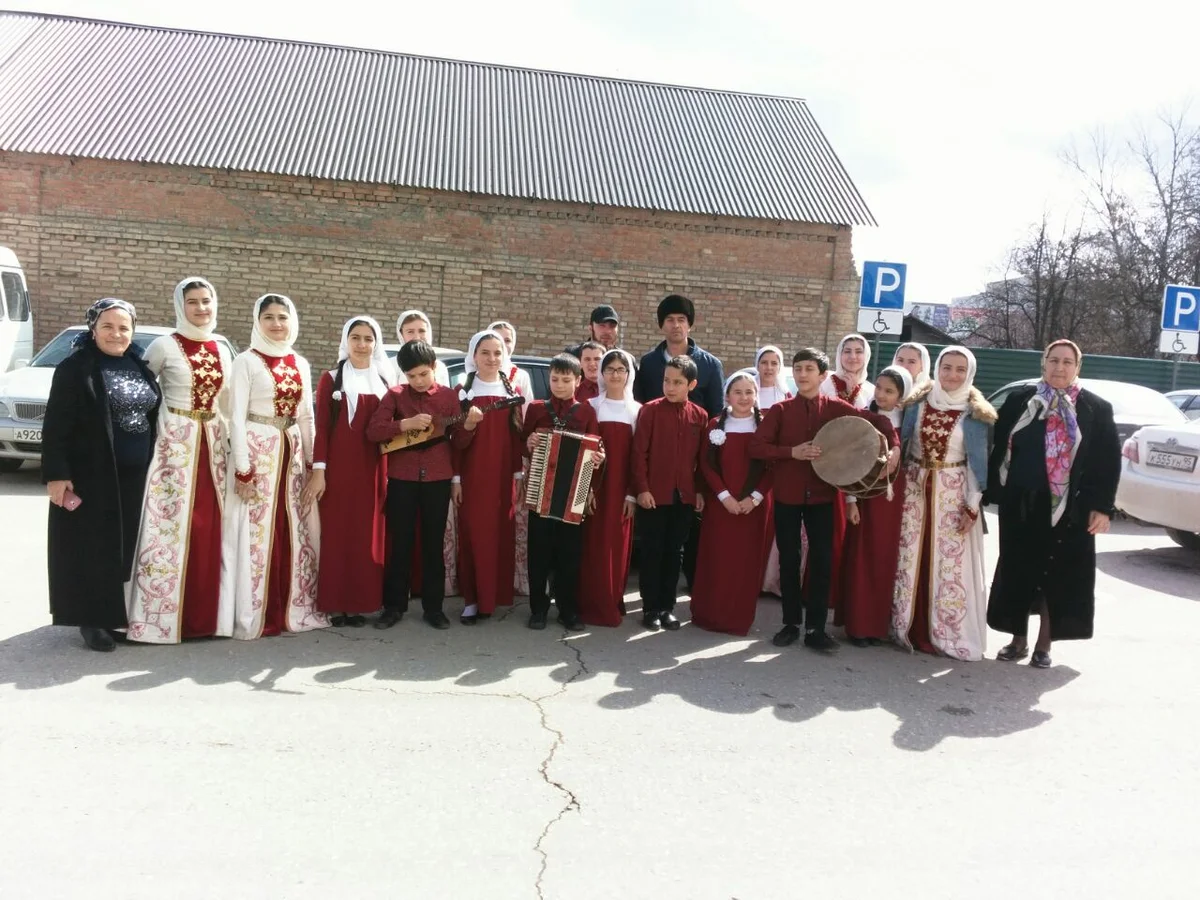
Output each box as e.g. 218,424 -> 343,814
899,384 -> 997,490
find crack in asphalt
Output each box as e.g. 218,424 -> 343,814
310,624 -> 590,900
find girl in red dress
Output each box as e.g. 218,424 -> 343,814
452,329 -> 524,624
840,364 -> 911,645
304,316 -> 397,626
578,349 -> 641,626
691,370 -> 773,636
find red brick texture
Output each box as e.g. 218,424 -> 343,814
0,152 -> 861,372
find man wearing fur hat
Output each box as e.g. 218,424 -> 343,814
633,294 -> 725,417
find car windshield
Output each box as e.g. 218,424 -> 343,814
32,330 -> 163,367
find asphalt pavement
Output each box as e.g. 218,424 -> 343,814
1,463 -> 1197,900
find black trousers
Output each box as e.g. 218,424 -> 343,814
527,511 -> 583,619
637,500 -> 694,615
774,501 -> 834,633
384,478 -> 452,616
681,511 -> 701,590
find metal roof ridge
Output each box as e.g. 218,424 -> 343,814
0,9 -> 811,105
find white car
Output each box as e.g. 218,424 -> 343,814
0,326 -> 235,472
1116,418 -> 1200,550
1165,389 -> 1200,421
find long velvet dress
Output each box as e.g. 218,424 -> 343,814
839,407 -> 905,641
313,369 -> 388,615
690,416 -> 772,636
452,377 -> 523,614
577,396 -> 639,626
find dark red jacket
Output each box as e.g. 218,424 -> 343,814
749,393 -> 898,505
520,396 -> 601,446
367,383 -> 469,482
574,377 -> 600,403
631,397 -> 708,505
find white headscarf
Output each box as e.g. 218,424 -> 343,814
753,345 -> 788,408
336,316 -> 397,421
464,329 -> 510,377
487,320 -> 517,355
396,309 -> 435,344
592,348 -> 640,424
876,364 -> 914,404
724,367 -> 758,395
833,333 -> 871,385
173,276 -> 218,341
250,294 -> 299,356
892,342 -> 931,386
929,346 -> 977,411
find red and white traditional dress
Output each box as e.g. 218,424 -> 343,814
892,371 -> 988,660
222,294 -> 326,639
691,414 -> 772,636
578,390 -> 640,626
313,317 -> 396,616
127,277 -> 233,643
452,368 -> 524,616
754,354 -> 791,597
840,405 -> 906,641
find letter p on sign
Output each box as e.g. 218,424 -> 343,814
859,261 -> 907,311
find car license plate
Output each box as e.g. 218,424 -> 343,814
1146,449 -> 1198,473
1,427 -> 42,442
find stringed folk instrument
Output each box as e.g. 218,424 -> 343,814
378,393 -> 524,454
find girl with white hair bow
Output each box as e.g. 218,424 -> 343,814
127,277 -> 235,644
578,349 -> 642,626
690,369 -> 773,637
892,346 -> 996,661
303,316 -> 397,627
221,293 -> 327,640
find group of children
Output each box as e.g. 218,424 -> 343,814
114,278 -> 993,660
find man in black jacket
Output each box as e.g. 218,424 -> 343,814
633,294 -> 725,417
565,305 -> 622,357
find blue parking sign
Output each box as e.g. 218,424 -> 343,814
860,261 -> 907,310
1161,284 -> 1200,332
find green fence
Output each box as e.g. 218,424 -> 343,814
865,341 -> 1200,396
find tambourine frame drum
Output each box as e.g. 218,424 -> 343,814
811,417 -> 891,499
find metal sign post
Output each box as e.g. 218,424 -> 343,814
858,262 -> 906,379
1159,285 -> 1200,391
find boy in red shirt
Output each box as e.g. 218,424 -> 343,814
632,356 -> 708,631
750,348 -> 899,652
522,354 -> 605,631
368,340 -> 483,630
575,340 -> 604,402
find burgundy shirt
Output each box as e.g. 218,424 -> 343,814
367,383 -> 470,482
749,393 -> 898,505
631,396 -> 708,505
574,377 -> 600,403
521,395 -> 602,446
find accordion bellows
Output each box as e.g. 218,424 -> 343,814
524,429 -> 603,524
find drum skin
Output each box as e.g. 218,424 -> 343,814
812,417 -> 889,499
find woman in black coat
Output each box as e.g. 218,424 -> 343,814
42,298 -> 161,651
984,339 -> 1120,668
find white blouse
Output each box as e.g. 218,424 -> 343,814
228,350 -> 316,475
592,395 -> 640,428
721,414 -> 757,433
756,384 -> 790,410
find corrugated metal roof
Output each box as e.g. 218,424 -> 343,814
0,12 -> 875,226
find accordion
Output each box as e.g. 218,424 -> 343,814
524,428 -> 603,525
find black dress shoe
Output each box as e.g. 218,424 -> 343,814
528,612 -> 548,630
558,615 -> 586,632
1029,650 -> 1052,669
848,637 -> 871,648
803,630 -> 840,654
772,625 -> 800,647
423,612 -> 451,630
346,615 -> 367,627
330,614 -> 349,627
659,612 -> 681,631
641,612 -> 661,631
460,614 -> 478,626
80,626 -> 116,652
107,629 -> 128,643
374,609 -> 403,630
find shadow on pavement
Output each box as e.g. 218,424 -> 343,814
0,593 -> 1078,752
1096,545 -> 1200,601
0,465 -> 43,497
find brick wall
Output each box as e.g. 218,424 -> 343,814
0,152 -> 861,374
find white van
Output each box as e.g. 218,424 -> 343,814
0,247 -> 33,372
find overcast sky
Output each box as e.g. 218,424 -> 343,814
13,0 -> 1199,303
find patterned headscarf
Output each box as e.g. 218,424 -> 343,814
76,297 -> 137,348
172,277 -> 218,341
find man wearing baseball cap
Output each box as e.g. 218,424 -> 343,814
566,305 -> 622,357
